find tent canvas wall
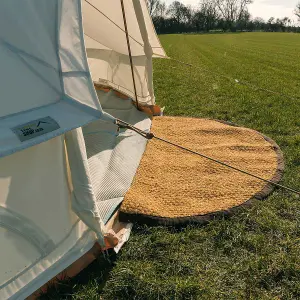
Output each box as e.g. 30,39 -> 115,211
0,1 -> 166,299
84,0 -> 167,104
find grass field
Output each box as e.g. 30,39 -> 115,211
45,32 -> 300,299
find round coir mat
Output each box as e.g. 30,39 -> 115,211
119,117 -> 284,226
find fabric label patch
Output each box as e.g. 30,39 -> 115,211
12,116 -> 60,142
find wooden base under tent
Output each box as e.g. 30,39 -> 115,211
94,83 -> 163,117
28,212 -> 129,299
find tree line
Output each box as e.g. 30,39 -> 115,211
147,0 -> 300,34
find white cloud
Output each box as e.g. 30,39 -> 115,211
249,0 -> 298,22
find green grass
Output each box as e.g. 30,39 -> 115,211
44,32 -> 300,299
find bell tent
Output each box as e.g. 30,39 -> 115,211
0,1 -> 166,299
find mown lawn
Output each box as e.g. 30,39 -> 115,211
45,32 -> 300,299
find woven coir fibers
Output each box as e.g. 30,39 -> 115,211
120,117 -> 284,225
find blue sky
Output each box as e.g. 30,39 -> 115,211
164,0 -> 299,24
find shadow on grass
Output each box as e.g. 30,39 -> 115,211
39,250 -> 117,300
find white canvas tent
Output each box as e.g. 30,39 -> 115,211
0,1 -> 166,299
84,0 -> 166,104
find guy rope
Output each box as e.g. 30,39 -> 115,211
115,118 -> 300,197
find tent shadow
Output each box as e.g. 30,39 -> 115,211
39,249 -> 117,299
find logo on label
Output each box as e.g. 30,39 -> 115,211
12,117 -> 60,142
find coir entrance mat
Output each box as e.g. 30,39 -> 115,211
120,117 -> 284,226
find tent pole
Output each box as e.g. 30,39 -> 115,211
120,0 -> 140,110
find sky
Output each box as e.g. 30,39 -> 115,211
164,0 -> 299,24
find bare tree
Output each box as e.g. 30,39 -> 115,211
193,0 -> 218,32
295,2 -> 300,20
146,0 -> 164,17
252,17 -> 265,30
215,0 -> 253,30
167,1 -> 191,25
156,2 -> 166,18
149,0 -> 298,34
282,17 -> 291,27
